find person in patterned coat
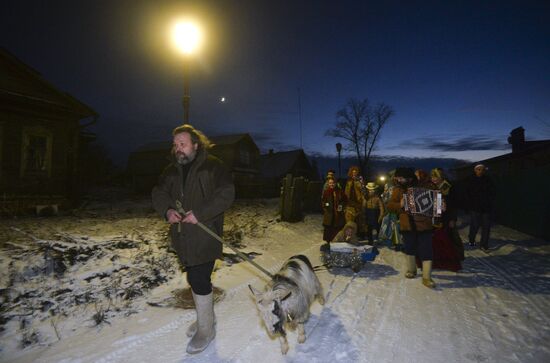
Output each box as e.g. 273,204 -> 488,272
386,167 -> 437,288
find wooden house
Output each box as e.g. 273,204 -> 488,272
0,48 -> 98,214
259,149 -> 319,181
209,134 -> 260,178
256,149 -> 320,199
127,141 -> 172,193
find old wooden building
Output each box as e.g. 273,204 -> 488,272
259,149 -> 319,181
0,48 -> 97,214
126,141 -> 172,193
209,133 -> 260,178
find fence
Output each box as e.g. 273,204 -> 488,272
279,174 -> 322,222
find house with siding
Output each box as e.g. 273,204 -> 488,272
0,48 -> 97,214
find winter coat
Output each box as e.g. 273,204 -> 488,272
386,185 -> 433,232
434,179 -> 457,227
344,179 -> 364,210
322,187 -> 346,228
465,175 -> 495,213
151,148 -> 235,266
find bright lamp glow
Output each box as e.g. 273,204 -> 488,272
172,21 -> 202,55
379,176 -> 386,182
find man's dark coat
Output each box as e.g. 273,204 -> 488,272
152,148 -> 235,266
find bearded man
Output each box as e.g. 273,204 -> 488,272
152,124 -> 235,354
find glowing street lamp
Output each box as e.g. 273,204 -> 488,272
171,20 -> 203,123
172,21 -> 202,55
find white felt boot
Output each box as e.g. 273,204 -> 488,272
186,292 -> 215,354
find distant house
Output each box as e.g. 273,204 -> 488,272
127,133 -> 261,195
209,133 -> 260,179
127,141 -> 171,193
453,127 -> 550,240
260,149 -> 319,181
0,48 -> 98,213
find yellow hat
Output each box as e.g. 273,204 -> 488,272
366,182 -> 377,190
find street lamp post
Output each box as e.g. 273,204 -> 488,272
336,142 -> 342,179
172,20 -> 202,124
183,61 -> 190,123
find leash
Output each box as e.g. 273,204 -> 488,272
175,201 -> 274,279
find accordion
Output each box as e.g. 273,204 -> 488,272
403,187 -> 443,217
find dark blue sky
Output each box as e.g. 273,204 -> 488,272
2,0 -> 549,165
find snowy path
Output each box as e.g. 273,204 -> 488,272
6,215 -> 550,363
93,224 -> 549,363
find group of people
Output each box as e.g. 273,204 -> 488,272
321,163 -> 494,289
321,167 -> 385,245
149,123 -> 496,354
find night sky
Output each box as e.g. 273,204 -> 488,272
2,0 -> 549,166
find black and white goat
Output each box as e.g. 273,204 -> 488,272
249,255 -> 324,354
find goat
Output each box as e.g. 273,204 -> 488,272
249,255 -> 324,354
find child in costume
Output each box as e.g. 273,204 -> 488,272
364,182 -> 385,244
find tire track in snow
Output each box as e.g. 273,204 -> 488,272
469,250 -> 549,322
457,249 -> 550,361
94,313 -> 192,363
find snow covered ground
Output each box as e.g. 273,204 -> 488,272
1,195 -> 549,363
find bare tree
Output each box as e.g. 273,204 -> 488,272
325,98 -> 394,177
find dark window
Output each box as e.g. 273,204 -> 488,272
239,146 -> 250,165
26,135 -> 48,173
21,128 -> 52,177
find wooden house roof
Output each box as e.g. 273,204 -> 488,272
259,149 -> 313,178
453,139 -> 550,171
210,133 -> 260,152
0,47 -> 97,118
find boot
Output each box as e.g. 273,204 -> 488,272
186,291 -> 215,354
186,320 -> 196,338
186,314 -> 217,337
404,254 -> 417,278
422,260 -> 436,288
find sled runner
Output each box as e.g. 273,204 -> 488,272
320,241 -> 378,272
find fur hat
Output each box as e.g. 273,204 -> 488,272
394,167 -> 415,179
366,182 -> 377,190
347,165 -> 360,178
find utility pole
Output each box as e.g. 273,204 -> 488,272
298,87 -> 303,149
